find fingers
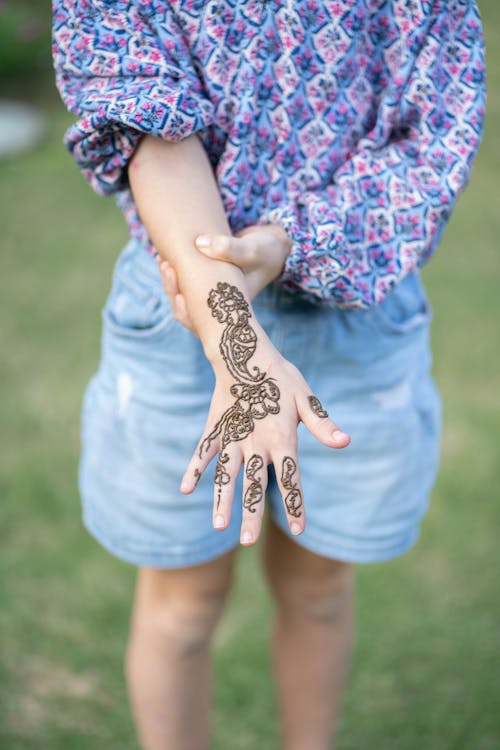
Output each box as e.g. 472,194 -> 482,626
298,393 -> 351,449
240,453 -> 268,546
157,256 -> 197,334
275,454 -> 305,536
180,414 -> 221,495
212,449 -> 241,531
157,256 -> 179,297
195,233 -> 254,270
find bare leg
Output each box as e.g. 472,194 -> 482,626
125,548 -> 237,750
262,519 -> 356,750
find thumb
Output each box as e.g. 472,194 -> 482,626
195,233 -> 252,270
298,394 -> 351,449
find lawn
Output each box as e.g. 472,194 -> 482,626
1,3 -> 499,748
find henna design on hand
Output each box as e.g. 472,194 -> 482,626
214,451 -> 230,509
308,395 -> 328,419
199,283 -> 281,460
281,456 -> 303,518
193,468 -> 202,488
243,454 -> 264,514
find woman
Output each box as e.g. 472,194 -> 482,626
52,1 -> 485,748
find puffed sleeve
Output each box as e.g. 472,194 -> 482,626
52,0 -> 215,195
257,0 -> 486,309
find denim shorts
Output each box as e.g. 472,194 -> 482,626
79,238 -> 442,568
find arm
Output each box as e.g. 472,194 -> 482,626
128,133 -> 238,359
254,2 -> 486,309
128,134 -> 350,545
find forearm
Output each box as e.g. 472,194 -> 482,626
128,134 -> 270,365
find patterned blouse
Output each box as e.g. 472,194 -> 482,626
52,0 -> 486,308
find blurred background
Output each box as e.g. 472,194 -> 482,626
0,2 -> 499,748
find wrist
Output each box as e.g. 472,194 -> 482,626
206,318 -> 277,377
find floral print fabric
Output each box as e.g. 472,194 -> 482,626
52,0 -> 486,308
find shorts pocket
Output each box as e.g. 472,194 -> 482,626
102,246 -> 174,339
370,272 -> 432,336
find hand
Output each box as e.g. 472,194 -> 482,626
156,223 -> 292,335
177,281 -> 350,547
195,223 -> 292,297
157,255 -> 197,335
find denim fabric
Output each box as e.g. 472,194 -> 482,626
79,239 -> 441,568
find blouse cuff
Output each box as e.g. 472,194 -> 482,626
63,80 -> 216,196
257,202 -> 345,306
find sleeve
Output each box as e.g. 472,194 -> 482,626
52,0 -> 215,196
257,1 -> 486,309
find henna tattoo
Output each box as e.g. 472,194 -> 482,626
207,283 -> 265,382
243,454 -> 264,514
193,467 -> 202,488
214,451 -> 230,509
280,456 -> 303,518
199,380 -> 280,456
308,395 -> 328,419
199,283 -> 281,461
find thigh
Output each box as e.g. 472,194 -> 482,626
262,273 -> 442,564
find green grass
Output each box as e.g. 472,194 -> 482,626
1,3 -> 500,747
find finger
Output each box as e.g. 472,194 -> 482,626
275,454 -> 305,536
213,449 -> 242,532
163,266 -> 180,297
195,233 -> 253,268
161,268 -> 189,327
158,259 -> 181,296
157,255 -> 168,271
298,394 -> 351,449
240,453 -> 268,546
163,273 -> 178,312
180,410 -> 221,494
174,293 -> 190,325
166,267 -> 180,296
157,264 -> 195,334
158,258 -> 172,294
157,257 -> 167,278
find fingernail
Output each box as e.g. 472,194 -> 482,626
241,530 -> 253,544
291,522 -> 302,536
195,234 -> 211,248
214,514 -> 225,529
180,480 -> 190,492
332,430 -> 346,440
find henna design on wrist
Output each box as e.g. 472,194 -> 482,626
214,451 -> 230,509
281,456 -> 303,518
243,454 -> 265,514
308,395 -> 328,419
199,283 -> 281,461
